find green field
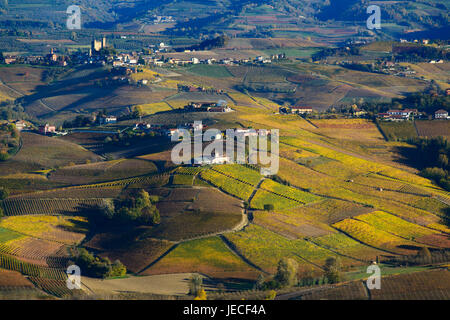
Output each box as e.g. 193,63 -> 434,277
0,227 -> 22,243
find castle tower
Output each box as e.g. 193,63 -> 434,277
92,39 -> 102,52
102,37 -> 106,49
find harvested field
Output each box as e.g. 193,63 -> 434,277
82,273 -> 200,296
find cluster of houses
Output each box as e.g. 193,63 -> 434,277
378,109 -> 419,121
133,122 -> 206,139
279,106 -> 314,115
378,109 -> 449,121
177,84 -> 224,94
160,54 -> 274,67
184,102 -> 233,113
3,48 -> 68,67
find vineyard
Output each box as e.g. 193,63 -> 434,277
172,174 -> 194,185
67,173 -> 170,189
370,269 -> 450,300
224,225 -> 357,273
1,198 -> 104,216
299,281 -> 369,300
333,218 -> 420,254
28,277 -> 80,298
9,187 -> 122,200
415,120 -> 450,138
0,236 -> 65,266
250,189 -> 300,210
354,211 -> 439,241
144,237 -> 258,279
0,215 -> 88,245
212,164 -> 262,186
0,253 -> 66,280
260,179 -> 322,204
200,169 -> 254,201
378,121 -> 417,141
311,232 -> 386,262
174,166 -> 204,175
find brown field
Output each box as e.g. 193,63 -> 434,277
0,66 -> 45,84
48,159 -> 158,185
82,273 -> 198,296
60,132 -> 111,146
415,234 -> 450,248
85,234 -> 173,274
0,268 -> 34,288
190,188 -> 243,214
371,269 -> 450,300
299,281 -> 368,300
309,119 -> 384,142
415,120 -> 450,138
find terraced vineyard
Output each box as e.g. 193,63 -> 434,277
251,189 -> 300,210
260,179 -> 322,204
311,232 -> 387,262
200,169 -> 255,201
333,219 -> 421,254
174,166 -> 204,175
212,164 -> 262,186
354,211 -> 440,241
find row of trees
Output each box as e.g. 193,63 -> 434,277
0,101 -> 29,122
255,256 -> 343,291
361,90 -> 450,115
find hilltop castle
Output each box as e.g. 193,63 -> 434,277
90,37 -> 107,55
